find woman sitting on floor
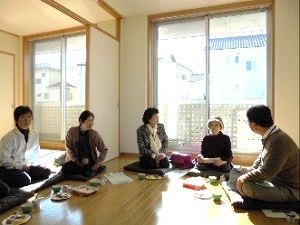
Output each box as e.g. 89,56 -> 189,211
196,116 -> 233,173
61,110 -> 108,177
0,106 -> 51,188
137,107 -> 170,169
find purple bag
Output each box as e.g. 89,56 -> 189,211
169,152 -> 195,170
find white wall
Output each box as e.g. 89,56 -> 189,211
120,16 -> 148,154
274,0 -> 299,146
120,0 -> 300,155
89,26 -> 120,161
0,31 -> 22,107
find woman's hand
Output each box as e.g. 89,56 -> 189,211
157,153 -> 166,160
82,158 -> 89,165
196,154 -> 205,163
22,164 -> 30,171
155,153 -> 166,167
91,162 -> 101,171
212,159 -> 227,167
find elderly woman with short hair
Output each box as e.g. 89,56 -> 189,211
137,107 -> 170,169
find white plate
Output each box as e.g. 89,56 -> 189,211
51,192 -> 72,201
194,190 -> 213,199
146,175 -> 162,180
2,214 -> 31,225
72,185 -> 98,196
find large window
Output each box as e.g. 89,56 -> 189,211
153,9 -> 271,153
32,34 -> 86,141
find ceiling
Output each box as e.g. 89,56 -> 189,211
103,0 -> 247,17
0,0 -> 247,36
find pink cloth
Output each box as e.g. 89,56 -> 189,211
169,152 -> 195,170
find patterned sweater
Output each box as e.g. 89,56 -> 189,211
137,123 -> 168,157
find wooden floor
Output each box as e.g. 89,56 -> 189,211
0,153 -> 294,225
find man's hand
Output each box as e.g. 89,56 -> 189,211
236,177 -> 246,196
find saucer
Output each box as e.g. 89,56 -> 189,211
146,174 -> 162,180
51,192 -> 72,201
2,214 -> 31,225
194,190 -> 213,199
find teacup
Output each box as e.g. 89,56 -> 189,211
52,184 -> 62,193
212,193 -> 222,201
138,173 -> 146,180
32,199 -> 41,208
99,178 -> 106,186
90,179 -> 101,187
21,203 -> 33,214
209,176 -> 218,184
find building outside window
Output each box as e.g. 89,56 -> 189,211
153,9 -> 271,153
31,34 -> 86,141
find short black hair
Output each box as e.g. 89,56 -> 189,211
246,105 -> 273,127
142,107 -> 159,124
14,106 -> 33,124
79,110 -> 94,123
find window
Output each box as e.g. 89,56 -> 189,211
31,34 -> 86,141
44,93 -> 49,99
153,9 -> 271,153
246,61 -> 252,71
235,55 -> 239,64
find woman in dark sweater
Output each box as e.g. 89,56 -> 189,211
196,117 -> 232,172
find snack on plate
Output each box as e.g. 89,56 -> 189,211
72,185 -> 98,196
145,174 -> 162,180
3,213 -> 31,225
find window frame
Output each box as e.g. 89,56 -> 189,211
148,1 -> 274,154
23,27 -> 86,149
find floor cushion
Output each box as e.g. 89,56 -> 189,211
0,189 -> 34,213
222,181 -> 299,211
63,165 -> 106,181
186,166 -> 229,179
123,161 -> 174,176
